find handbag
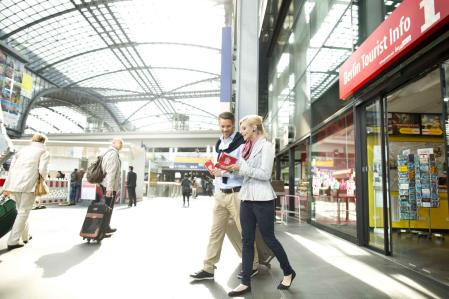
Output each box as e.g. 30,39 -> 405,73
35,174 -> 49,196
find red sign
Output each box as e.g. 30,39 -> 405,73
339,0 -> 449,100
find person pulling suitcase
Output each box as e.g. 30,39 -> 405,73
85,138 -> 123,236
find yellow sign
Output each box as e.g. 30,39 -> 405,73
399,127 -> 419,134
423,128 -> 443,135
315,160 -> 334,167
175,156 -> 211,164
399,166 -> 408,172
21,73 -> 33,98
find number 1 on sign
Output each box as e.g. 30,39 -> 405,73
420,0 -> 441,32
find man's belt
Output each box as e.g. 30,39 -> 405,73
220,186 -> 241,194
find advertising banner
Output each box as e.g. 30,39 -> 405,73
339,0 -> 449,99
0,49 -> 28,129
421,113 -> 443,135
388,112 -> 420,135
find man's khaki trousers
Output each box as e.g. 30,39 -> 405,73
203,190 -> 259,273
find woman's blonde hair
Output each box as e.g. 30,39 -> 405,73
239,114 -> 265,136
31,133 -> 48,144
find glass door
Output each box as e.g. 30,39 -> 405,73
359,98 -> 392,253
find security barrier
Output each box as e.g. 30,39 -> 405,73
38,179 -> 69,205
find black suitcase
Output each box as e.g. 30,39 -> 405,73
0,195 -> 17,239
80,201 -> 111,243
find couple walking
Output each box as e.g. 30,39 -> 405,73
190,112 -> 295,296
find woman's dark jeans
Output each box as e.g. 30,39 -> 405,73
240,200 -> 294,286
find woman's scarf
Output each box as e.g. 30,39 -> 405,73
242,139 -> 254,160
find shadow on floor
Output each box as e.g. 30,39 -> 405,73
35,243 -> 100,278
190,280 -> 230,299
0,248 -> 8,257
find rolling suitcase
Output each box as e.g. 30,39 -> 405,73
0,195 -> 17,239
80,201 -> 111,243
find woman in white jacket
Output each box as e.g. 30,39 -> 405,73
3,133 -> 50,251
225,115 -> 295,297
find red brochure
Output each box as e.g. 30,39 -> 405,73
215,152 -> 238,170
204,160 -> 215,175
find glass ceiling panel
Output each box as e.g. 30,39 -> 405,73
0,1 -> 72,34
27,106 -> 87,134
137,44 -> 220,75
43,50 -> 123,85
90,87 -> 141,97
118,96 -> 218,124
174,78 -> 220,92
78,72 -> 146,93
114,0 -> 224,47
10,12 -> 106,70
148,69 -> 216,92
2,0 -> 227,133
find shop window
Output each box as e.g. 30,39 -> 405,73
311,110 -> 357,237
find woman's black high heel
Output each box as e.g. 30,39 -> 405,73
277,271 -> 296,290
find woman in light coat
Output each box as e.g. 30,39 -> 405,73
3,133 -> 50,251
225,115 -> 295,297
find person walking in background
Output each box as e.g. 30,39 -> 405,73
127,166 -> 137,207
2,133 -> 50,251
191,176 -> 198,199
99,137 -> 123,234
75,168 -> 85,203
56,170 -> 65,179
181,174 -> 192,207
69,168 -> 78,205
225,115 -> 296,297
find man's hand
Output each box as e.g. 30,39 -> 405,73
2,190 -> 11,197
106,191 -> 113,197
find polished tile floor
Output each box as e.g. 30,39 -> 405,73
0,196 -> 448,299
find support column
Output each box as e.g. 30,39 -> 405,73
358,0 -> 384,43
235,0 -> 259,121
288,146 -> 295,216
127,146 -> 146,201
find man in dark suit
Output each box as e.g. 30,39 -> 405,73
127,166 -> 137,207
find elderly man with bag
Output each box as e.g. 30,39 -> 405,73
99,137 -> 123,234
3,133 -> 50,251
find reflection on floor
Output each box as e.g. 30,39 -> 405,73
0,197 -> 448,299
370,230 -> 449,285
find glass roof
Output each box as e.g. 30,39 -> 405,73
0,0 -> 228,133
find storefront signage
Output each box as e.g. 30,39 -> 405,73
339,0 -> 449,99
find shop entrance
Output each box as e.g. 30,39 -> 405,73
360,98 -> 391,254
376,67 -> 449,284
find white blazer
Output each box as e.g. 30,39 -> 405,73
4,142 -> 50,193
238,138 -> 277,201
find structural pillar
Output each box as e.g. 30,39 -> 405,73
235,0 -> 259,121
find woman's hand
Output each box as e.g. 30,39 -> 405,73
223,164 -> 240,173
3,190 -> 11,197
213,169 -> 222,177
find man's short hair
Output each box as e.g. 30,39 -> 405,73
129,166 -> 134,171
218,112 -> 235,122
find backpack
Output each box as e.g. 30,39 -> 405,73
86,150 -> 114,184
86,155 -> 105,184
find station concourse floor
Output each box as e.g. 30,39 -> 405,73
1,196 -> 449,299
